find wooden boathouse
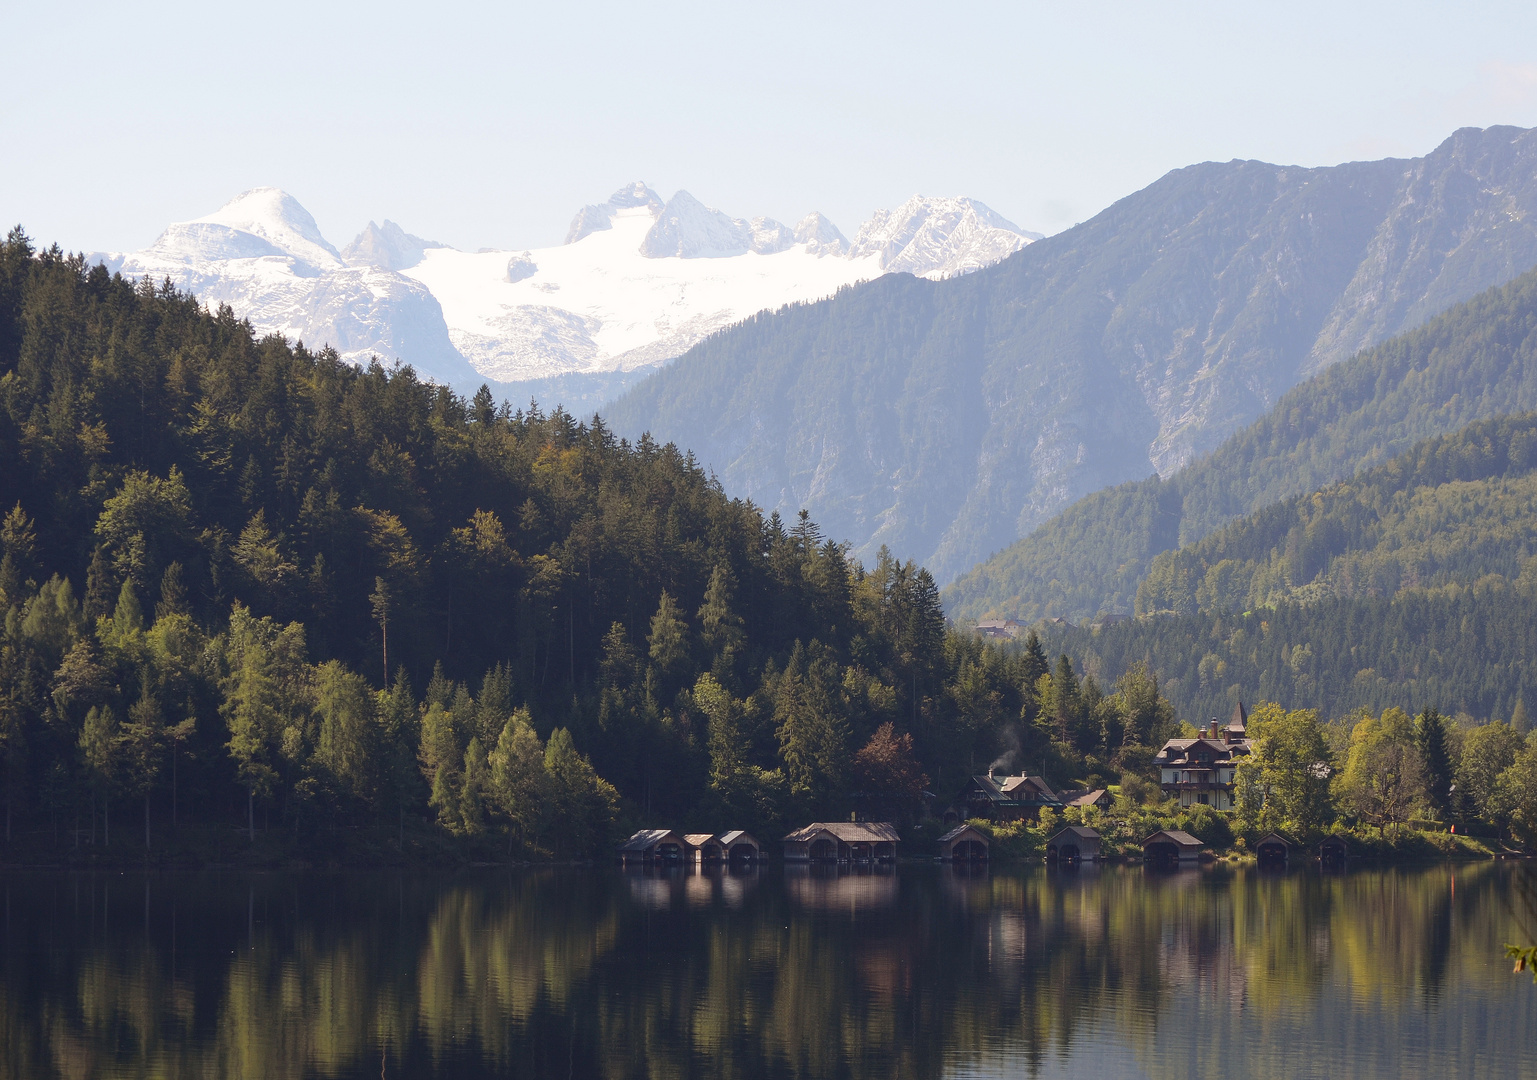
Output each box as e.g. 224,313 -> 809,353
618,829 -> 689,864
782,822 -> 900,862
938,824 -> 989,861
1046,825 -> 1101,864
1142,829 -> 1205,865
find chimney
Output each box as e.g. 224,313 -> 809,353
1210,718 -> 1219,739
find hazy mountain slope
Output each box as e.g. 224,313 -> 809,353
608,126 -> 1537,584
945,266 -> 1537,622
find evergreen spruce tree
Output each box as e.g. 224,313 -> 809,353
697,565 -> 745,667
1020,631 -> 1049,721
459,736 -> 488,836
418,701 -> 463,833
490,708 -> 545,851
121,672 -> 166,849
1416,707 -> 1454,819
1052,655 -> 1083,746
648,591 -> 689,678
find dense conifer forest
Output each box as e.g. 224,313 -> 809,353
1013,412 -> 1537,729
0,230 -> 1129,860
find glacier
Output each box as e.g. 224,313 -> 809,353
88,184 -> 1039,398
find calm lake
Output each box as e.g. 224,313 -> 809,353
0,863 -> 1533,1079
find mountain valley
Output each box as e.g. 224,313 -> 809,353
608,126 -> 1537,586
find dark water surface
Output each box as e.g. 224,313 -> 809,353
0,862 -> 1533,1079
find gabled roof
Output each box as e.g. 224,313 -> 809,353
1154,737 -> 1251,763
961,774 -> 1062,805
963,775 -> 1009,801
1255,831 -> 1294,848
683,833 -> 719,848
1317,833 -> 1361,851
716,830 -> 758,847
1143,829 -> 1204,848
618,829 -> 685,852
1229,701 -> 1248,732
1049,825 -> 1101,842
938,823 -> 989,844
1000,775 -> 1056,797
1057,788 -> 1109,807
783,821 -> 901,844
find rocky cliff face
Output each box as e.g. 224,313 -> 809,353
605,126 -> 1537,585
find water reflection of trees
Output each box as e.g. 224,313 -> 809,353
0,865 -> 1531,1079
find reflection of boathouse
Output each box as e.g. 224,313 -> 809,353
782,822 -> 900,862
938,824 -> 989,861
783,864 -> 898,911
1047,826 -> 1101,864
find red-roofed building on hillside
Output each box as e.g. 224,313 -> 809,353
1153,702 -> 1251,811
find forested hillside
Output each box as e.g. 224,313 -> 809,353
1136,413 -> 1537,615
947,264 -> 1537,623
1010,412 -> 1537,735
611,126 -> 1537,584
1,231 -> 1159,860
1037,588 -> 1537,736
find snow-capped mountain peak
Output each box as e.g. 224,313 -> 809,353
852,195 -> 1041,279
565,182 -> 665,245
639,190 -> 796,259
176,187 -> 343,271
342,220 -> 446,271
794,212 -> 849,257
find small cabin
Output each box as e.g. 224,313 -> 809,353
938,824 -> 990,861
1047,825 -> 1102,864
1255,832 -> 1292,866
684,834 -> 724,864
618,829 -> 689,864
1142,829 -> 1205,865
716,830 -> 763,862
783,822 -> 899,862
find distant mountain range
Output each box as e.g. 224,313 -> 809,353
87,185 -> 1039,406
606,125 -> 1537,585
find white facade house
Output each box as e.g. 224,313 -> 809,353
1153,703 -> 1251,810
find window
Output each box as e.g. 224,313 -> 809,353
1198,793 -> 1209,805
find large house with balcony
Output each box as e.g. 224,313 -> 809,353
1153,703 -> 1251,811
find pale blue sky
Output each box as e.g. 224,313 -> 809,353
8,0 -> 1537,254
